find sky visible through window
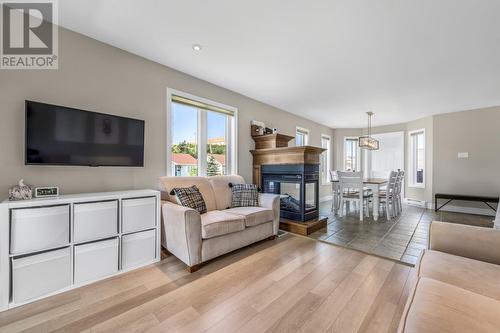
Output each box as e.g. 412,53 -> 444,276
172,103 -> 226,144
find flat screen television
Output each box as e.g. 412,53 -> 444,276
25,101 -> 145,167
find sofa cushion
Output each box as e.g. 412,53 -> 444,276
208,175 -> 245,210
230,183 -> 259,208
224,206 -> 274,227
418,250 -> 500,301
402,277 -> 500,333
200,210 -> 245,239
160,176 -> 217,212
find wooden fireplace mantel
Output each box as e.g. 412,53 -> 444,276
252,133 -> 295,150
250,146 -> 326,186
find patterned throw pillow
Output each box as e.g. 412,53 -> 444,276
231,183 -> 259,208
172,185 -> 207,214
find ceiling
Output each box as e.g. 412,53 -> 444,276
59,0 -> 500,128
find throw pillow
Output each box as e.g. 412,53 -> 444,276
172,185 -> 207,214
230,183 -> 259,207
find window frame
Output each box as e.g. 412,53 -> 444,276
343,137 -> 360,171
320,134 -> 332,185
166,88 -> 238,177
408,128 -> 425,188
296,126 -> 309,146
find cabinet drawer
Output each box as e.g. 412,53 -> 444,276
122,229 -> 156,270
74,238 -> 119,285
122,197 -> 156,233
74,201 -> 118,243
12,247 -> 71,304
10,205 -> 70,254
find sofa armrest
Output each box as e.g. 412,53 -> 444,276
260,193 -> 280,235
162,201 -> 202,266
429,221 -> 500,265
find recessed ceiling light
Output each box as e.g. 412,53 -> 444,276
192,44 -> 202,51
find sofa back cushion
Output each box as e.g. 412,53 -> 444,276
159,176 -> 217,212
208,175 -> 245,210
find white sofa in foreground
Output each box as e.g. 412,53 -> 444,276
159,175 -> 280,272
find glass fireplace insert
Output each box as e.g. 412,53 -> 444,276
261,164 -> 319,222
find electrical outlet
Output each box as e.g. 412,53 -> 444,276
457,152 -> 469,159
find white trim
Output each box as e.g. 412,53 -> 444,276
295,126 -> 309,146
408,128 -> 425,188
320,134 -> 332,185
404,198 -> 428,208
166,88 -> 238,177
343,136 -> 360,171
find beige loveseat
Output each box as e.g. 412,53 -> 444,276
398,221 -> 500,332
159,175 -> 280,272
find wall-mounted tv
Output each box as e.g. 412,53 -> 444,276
25,101 -> 145,167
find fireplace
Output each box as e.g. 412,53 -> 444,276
261,164 -> 319,222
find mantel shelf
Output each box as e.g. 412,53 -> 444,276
251,133 -> 295,150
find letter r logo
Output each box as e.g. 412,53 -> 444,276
2,2 -> 53,54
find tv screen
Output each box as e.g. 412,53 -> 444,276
25,101 -> 145,167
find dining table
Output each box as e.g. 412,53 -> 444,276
331,178 -> 389,221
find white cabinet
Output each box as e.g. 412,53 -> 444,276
122,229 -> 156,270
122,197 -> 156,233
10,205 -> 70,254
74,201 -> 118,243
74,238 -> 119,284
11,247 -> 71,304
0,189 -> 159,312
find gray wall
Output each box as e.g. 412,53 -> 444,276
433,106 -> 500,202
0,28 -> 334,197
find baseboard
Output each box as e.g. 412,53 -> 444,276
405,198 -> 427,208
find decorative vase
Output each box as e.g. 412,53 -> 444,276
8,179 -> 33,201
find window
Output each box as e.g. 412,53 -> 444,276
320,134 -> 331,185
344,137 -> 360,171
296,127 -> 309,146
167,89 -> 237,176
409,129 -> 425,187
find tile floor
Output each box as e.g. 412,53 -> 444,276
309,201 -> 495,265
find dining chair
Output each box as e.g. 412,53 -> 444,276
378,171 -> 398,220
395,170 -> 405,214
337,171 -> 372,221
329,170 -> 339,212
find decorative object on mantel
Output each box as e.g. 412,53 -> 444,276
251,120 -> 266,137
264,127 -> 274,135
8,179 -> 33,201
359,111 -> 380,150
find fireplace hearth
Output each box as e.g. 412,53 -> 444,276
262,164 -> 319,222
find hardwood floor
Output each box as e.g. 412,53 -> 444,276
0,234 -> 412,333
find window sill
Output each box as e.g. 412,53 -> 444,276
408,184 -> 425,189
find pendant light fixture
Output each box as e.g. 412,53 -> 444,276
359,112 -> 379,150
